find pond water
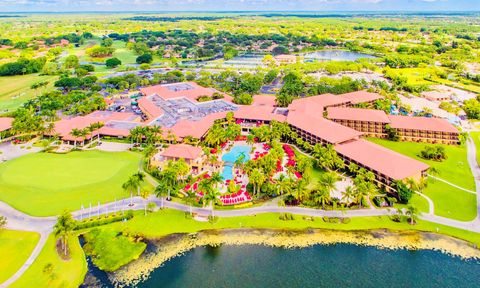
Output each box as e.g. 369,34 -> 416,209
304,50 -> 377,61
83,243 -> 480,288
221,145 -> 251,180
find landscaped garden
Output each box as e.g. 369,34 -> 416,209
0,150 -> 152,216
0,230 -> 40,283
368,138 -> 477,221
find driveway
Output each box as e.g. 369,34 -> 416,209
0,142 -> 42,162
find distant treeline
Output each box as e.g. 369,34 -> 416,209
123,16 -> 230,22
0,15 -> 24,18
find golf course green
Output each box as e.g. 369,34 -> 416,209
0,150 -> 148,216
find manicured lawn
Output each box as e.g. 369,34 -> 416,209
98,209 -> 480,247
0,74 -> 58,112
0,150 -> 152,216
0,230 -> 40,283
395,192 -> 430,214
112,41 -> 138,64
11,234 -> 87,288
368,138 -> 477,221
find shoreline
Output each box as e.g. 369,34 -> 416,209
107,228 -> 480,287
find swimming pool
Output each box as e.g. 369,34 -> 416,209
221,145 -> 251,180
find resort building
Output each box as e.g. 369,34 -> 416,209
339,91 -> 384,107
421,90 -> 451,102
44,82 -> 436,191
327,107 -> 390,138
335,139 -> 430,190
388,115 -> 460,144
326,107 -> 459,144
152,144 -> 206,174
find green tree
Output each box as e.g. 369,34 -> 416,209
53,210 -> 76,256
106,57 -> 122,68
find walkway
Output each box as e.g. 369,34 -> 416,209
427,174 -> 476,194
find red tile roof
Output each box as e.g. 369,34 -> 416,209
167,112 -> 227,140
388,115 -> 459,134
160,144 -> 203,160
335,139 -> 429,180
53,111 -> 139,141
289,94 -> 350,113
137,96 -> 164,120
252,95 -> 277,107
339,91 -> 383,104
140,81 -> 232,103
287,112 -> 363,144
327,107 -> 391,123
0,117 -> 13,132
235,105 -> 287,122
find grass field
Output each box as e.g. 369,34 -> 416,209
0,150 -> 152,216
0,230 -> 40,283
368,138 -> 477,221
0,74 -> 58,112
112,40 -> 138,64
11,234 -> 87,288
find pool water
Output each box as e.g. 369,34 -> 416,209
221,145 -> 251,180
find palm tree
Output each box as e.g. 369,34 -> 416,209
249,168 -> 265,198
53,210 -> 76,256
185,190 -> 197,215
143,144 -> 156,168
318,172 -> 338,193
342,185 -> 356,204
406,205 -> 419,225
154,181 -> 169,208
203,187 -> 222,217
132,172 -> 146,197
210,172 -> 223,189
313,186 -> 331,209
275,174 -> 290,195
69,128 -> 83,147
122,177 -> 137,206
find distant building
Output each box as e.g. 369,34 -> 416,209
274,54 -> 297,65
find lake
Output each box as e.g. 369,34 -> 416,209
304,50 -> 377,61
83,243 -> 480,288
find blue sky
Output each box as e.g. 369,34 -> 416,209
0,0 -> 478,12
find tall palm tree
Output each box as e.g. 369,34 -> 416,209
69,128 -> 83,147
122,177 -> 137,206
313,186 -> 331,209
210,172 -> 223,189
203,187 -> 222,218
406,205 -> 419,225
132,172 -> 146,197
342,185 -> 356,204
275,174 -> 290,195
53,210 -> 76,256
154,181 -> 169,208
